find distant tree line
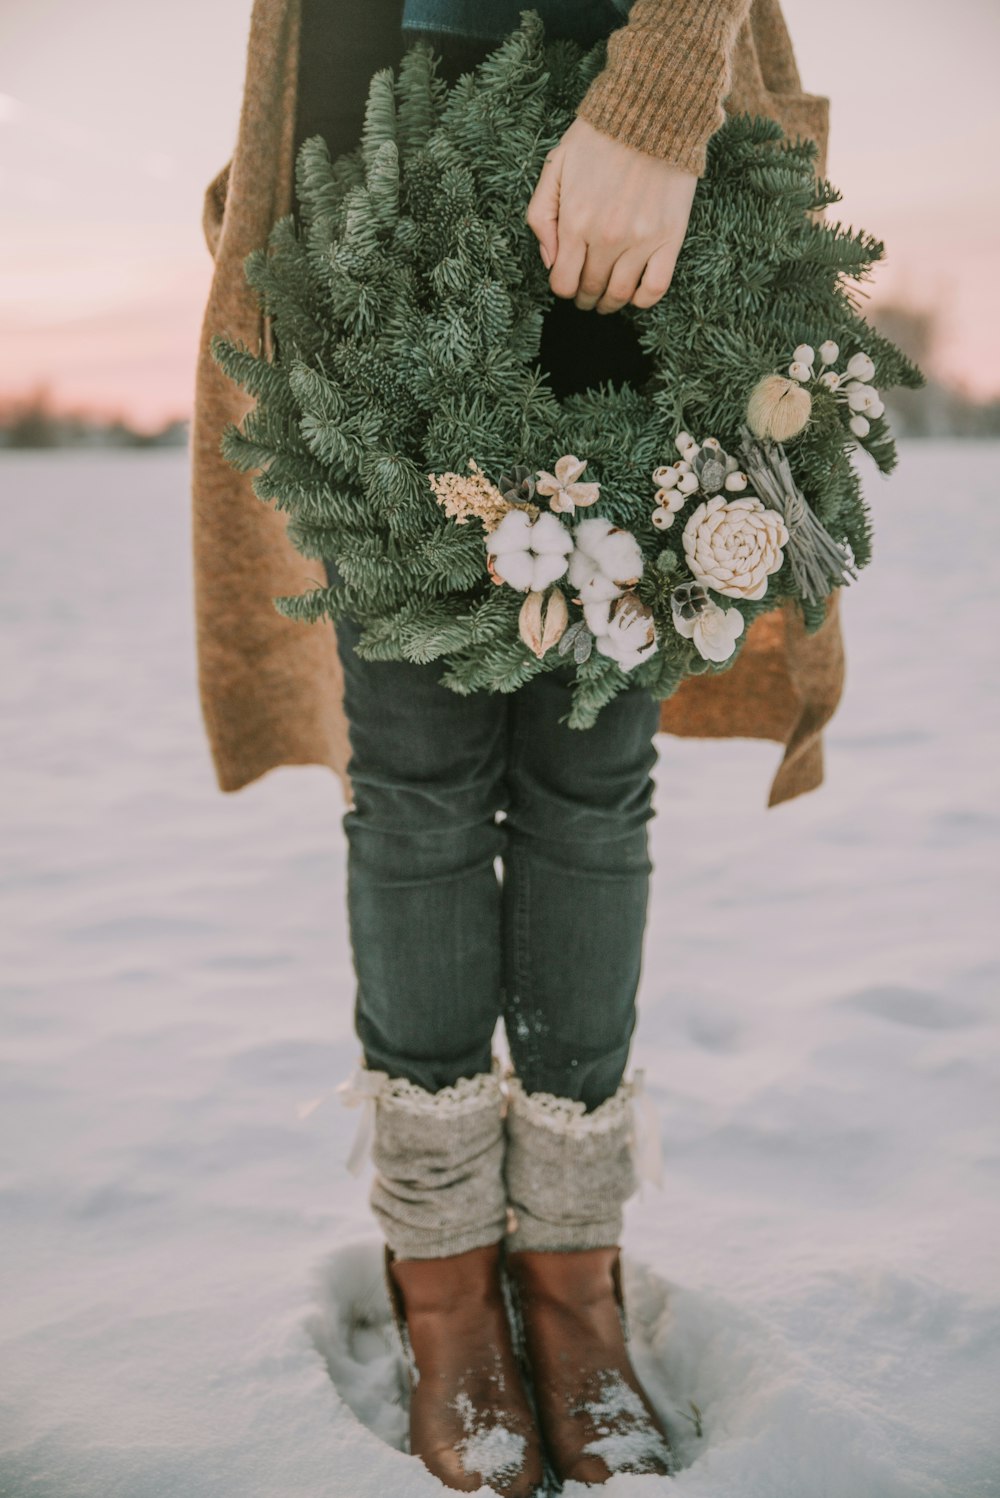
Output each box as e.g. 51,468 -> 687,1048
1,310 -> 998,449
0,388 -> 189,450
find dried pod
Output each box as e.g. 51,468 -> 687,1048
746,374 -> 813,443
518,585 -> 569,658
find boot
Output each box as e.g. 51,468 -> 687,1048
505,1245 -> 674,1484
386,1241 -> 546,1496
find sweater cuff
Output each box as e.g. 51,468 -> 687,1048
575,0 -> 754,176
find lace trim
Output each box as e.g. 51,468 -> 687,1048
358,1057 -> 504,1117
504,1072 -> 634,1137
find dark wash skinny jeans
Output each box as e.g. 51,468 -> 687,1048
296,0 -> 659,1110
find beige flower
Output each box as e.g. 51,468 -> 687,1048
583,591 -> 657,671
682,494 -> 789,601
428,460 -> 513,533
671,595 -> 745,662
535,455 -> 601,515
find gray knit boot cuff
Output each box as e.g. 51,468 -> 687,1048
503,1073 -> 647,1252
360,1062 -> 508,1260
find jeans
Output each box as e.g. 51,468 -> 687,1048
295,0 -> 660,1111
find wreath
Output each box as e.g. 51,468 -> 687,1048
214,12 -> 923,729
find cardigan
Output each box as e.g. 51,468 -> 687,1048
191,0 -> 837,810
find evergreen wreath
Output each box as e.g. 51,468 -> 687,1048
214,11 -> 923,729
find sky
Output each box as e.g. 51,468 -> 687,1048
1,0 -> 998,427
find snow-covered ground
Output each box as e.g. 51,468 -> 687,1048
1,442 -> 998,1498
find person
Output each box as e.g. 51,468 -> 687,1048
192,2 -> 833,1491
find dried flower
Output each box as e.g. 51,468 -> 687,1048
486,508 -> 573,591
746,374 -> 813,442
428,460 -> 514,533
535,454 -> 601,515
518,586 -> 569,657
671,592 -> 745,662
682,493 -> 789,601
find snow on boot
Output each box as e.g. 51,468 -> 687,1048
386,1242 -> 545,1496
504,1245 -> 674,1484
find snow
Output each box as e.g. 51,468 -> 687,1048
1,443 -> 998,1497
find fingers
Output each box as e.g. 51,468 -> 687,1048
525,149 -> 561,271
572,244 -> 618,311
594,250 -> 649,315
630,242 -> 680,309
548,232 -> 587,304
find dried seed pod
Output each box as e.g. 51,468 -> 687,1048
746,374 -> 813,442
518,585 -> 569,658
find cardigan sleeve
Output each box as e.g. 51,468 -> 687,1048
575,0 -> 755,175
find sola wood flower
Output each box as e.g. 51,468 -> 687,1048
584,591 -> 657,671
682,493 -> 788,601
670,586 -> 745,662
535,455 -> 601,515
428,459 -> 513,533
518,586 -> 568,658
567,517 -> 643,602
486,508 -> 572,592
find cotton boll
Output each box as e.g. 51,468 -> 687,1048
487,507 -> 533,553
567,549 -> 622,602
530,511 -> 576,555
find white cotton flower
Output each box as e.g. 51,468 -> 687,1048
819,340 -> 840,366
486,507 -> 573,592
584,591 -> 657,671
846,352 -> 875,383
535,454 -> 601,515
682,494 -> 788,602
567,516 -> 644,603
671,595 -> 745,662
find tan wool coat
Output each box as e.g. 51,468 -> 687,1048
191,0 -> 839,810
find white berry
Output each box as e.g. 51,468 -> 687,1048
846,352 -> 875,383
724,471 -> 748,492
849,414 -> 871,439
819,340 -> 839,365
788,361 -> 812,383
793,344 -> 815,367
651,505 -> 675,529
653,465 -> 679,489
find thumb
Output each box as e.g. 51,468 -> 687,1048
526,148 -> 562,270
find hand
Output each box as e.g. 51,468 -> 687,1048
526,117 -> 697,314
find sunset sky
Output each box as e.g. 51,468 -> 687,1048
1,0 -> 998,427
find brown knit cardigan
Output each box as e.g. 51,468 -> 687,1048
192,0 -> 838,809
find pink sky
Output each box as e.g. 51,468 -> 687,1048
1,0 -> 998,427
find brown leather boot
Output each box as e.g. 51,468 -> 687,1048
505,1245 -> 674,1485
386,1242 -> 545,1496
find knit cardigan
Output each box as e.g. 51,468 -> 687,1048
192,0 -> 837,809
